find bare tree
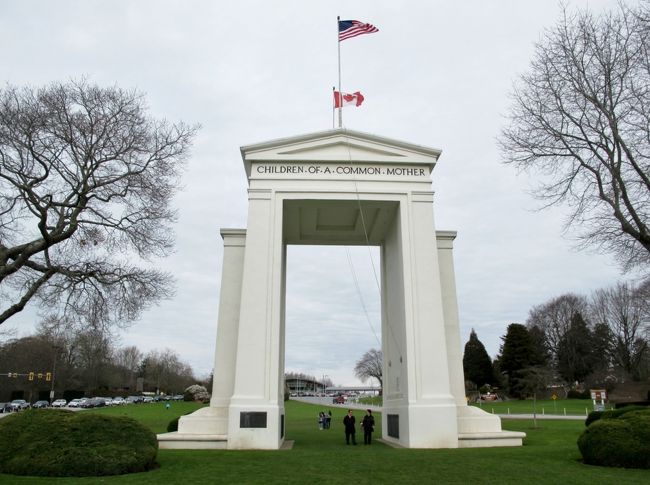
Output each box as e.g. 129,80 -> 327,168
591,280 -> 649,379
354,348 -> 383,387
500,3 -> 650,269
141,348 -> 195,394
113,345 -> 143,390
526,293 -> 589,364
0,80 -> 198,328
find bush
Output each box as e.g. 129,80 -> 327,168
183,384 -> 210,403
584,411 -> 603,427
578,411 -> 650,468
0,409 -> 158,477
585,405 -> 649,426
567,389 -> 589,399
614,400 -> 650,409
167,416 -> 180,432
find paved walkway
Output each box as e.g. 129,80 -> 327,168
498,413 -> 586,421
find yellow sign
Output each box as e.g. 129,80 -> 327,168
551,394 -> 557,400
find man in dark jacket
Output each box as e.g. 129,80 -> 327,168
343,409 -> 357,445
361,409 -> 375,444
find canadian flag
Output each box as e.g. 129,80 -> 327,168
334,91 -> 364,108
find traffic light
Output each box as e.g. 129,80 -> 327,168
29,372 -> 34,381
46,372 -> 52,381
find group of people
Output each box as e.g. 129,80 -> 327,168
318,410 -> 332,430
342,409 -> 375,445
318,408 -> 376,445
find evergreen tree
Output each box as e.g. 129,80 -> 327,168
590,322 -> 613,373
462,329 -> 495,387
557,313 -> 594,384
528,325 -> 550,368
498,323 -> 543,398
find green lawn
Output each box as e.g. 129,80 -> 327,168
1,400 -> 648,484
471,398 -> 607,416
358,397 -> 603,417
88,401 -> 206,433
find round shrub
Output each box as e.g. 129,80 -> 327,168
584,410 -> 603,427
184,384 -> 210,402
0,409 -> 158,477
167,415 -> 180,432
578,414 -> 650,469
585,405 -> 649,426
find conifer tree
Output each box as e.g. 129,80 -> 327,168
462,329 -> 495,387
557,313 -> 595,383
499,323 -> 543,397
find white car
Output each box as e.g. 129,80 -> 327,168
51,399 -> 67,408
112,397 -> 126,405
67,398 -> 86,408
9,399 -> 29,411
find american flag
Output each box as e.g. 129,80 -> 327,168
338,20 -> 379,41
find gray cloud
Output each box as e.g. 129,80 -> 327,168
1,0 -> 634,385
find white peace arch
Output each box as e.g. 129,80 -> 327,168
158,129 -> 525,450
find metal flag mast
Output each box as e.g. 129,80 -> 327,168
337,16 -> 343,128
335,17 -> 378,129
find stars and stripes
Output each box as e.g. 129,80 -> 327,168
338,20 -> 379,41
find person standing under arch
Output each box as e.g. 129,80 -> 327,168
361,409 -> 375,445
343,409 -> 356,445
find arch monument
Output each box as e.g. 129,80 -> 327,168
157,129 -> 525,450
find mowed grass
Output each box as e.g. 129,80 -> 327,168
1,400 -> 649,484
89,401 -> 206,433
470,398 -> 607,416
358,397 -> 602,416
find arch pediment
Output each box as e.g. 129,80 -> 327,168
240,129 -> 441,179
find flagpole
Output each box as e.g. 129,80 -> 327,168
337,16 -> 342,129
332,86 -> 336,129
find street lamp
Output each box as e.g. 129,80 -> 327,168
322,374 -> 329,394
50,345 -> 62,403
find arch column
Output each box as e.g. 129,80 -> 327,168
176,229 -> 246,436
227,189 -> 286,449
382,191 -> 458,448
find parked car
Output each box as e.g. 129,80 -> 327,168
9,399 -> 29,411
51,399 -> 67,408
142,396 -> 154,403
79,398 -> 105,408
67,398 -> 86,408
112,397 -> 126,405
0,402 -> 11,413
32,400 -> 50,409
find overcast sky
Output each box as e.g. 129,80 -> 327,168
1,0 -> 639,386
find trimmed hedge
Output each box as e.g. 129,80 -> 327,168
167,415 -> 181,432
585,405 -> 649,427
0,409 -> 158,477
578,409 -> 650,469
